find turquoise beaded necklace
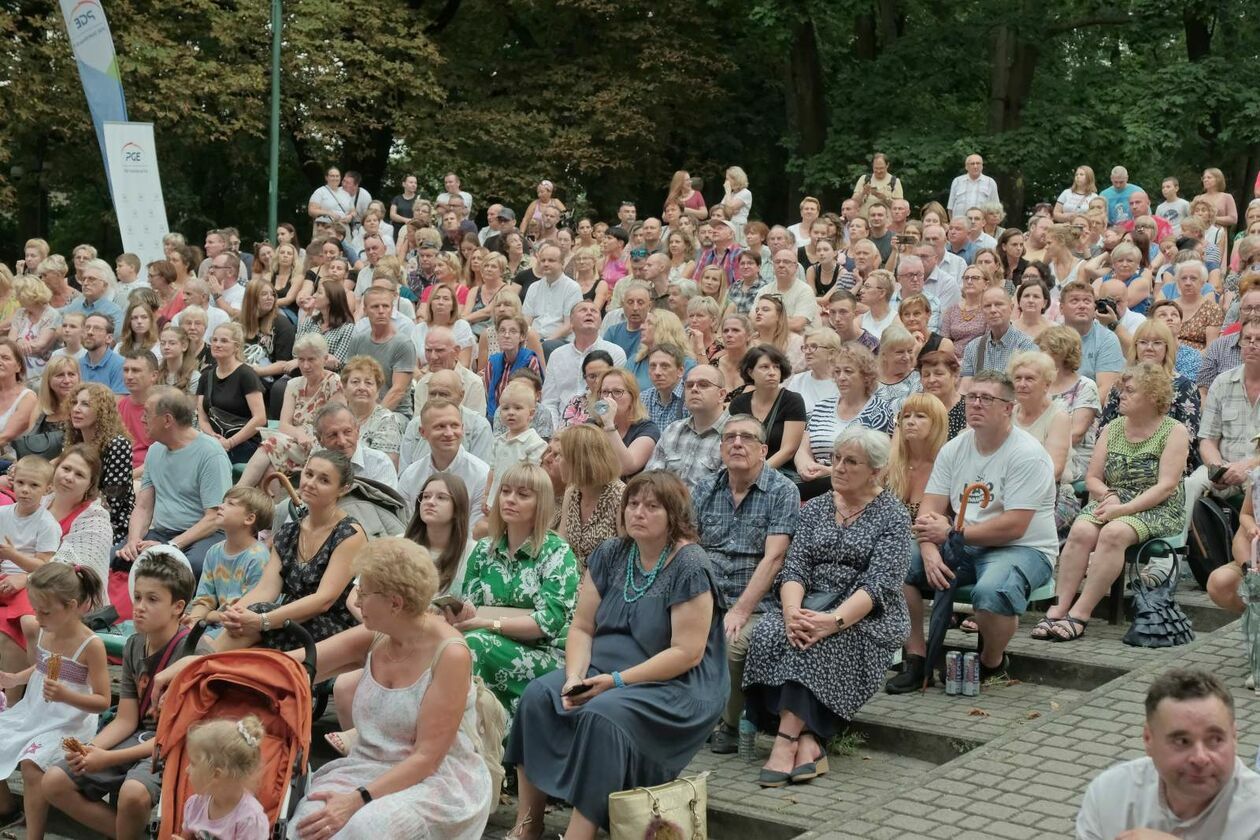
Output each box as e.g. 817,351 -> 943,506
624,542 -> 672,603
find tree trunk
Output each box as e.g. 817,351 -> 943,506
987,20 -> 1040,224
788,17 -> 831,205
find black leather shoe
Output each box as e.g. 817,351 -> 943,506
709,722 -> 738,754
885,654 -> 928,694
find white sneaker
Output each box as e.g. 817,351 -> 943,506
1247,673 -> 1256,691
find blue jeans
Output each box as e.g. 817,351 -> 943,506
110,527 -> 222,579
906,544 -> 1053,617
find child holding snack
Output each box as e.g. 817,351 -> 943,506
43,553 -> 202,840
0,563 -> 108,836
172,716 -> 270,840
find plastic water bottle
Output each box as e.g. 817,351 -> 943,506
737,715 -> 757,762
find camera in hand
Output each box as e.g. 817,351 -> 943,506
1095,297 -> 1117,315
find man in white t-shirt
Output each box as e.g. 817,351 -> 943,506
340,170 -> 373,253
886,370 -> 1057,693
522,244 -> 582,356
435,172 -> 473,215
1077,668 -> 1260,840
753,249 -> 819,332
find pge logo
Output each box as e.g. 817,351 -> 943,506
70,0 -> 99,29
121,142 -> 142,164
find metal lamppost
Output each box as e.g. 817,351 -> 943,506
267,0 -> 281,237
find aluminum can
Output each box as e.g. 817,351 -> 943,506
962,652 -> 980,697
944,651 -> 962,696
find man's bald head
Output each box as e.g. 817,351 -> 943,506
427,368 -> 465,401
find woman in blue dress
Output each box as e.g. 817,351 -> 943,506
504,471 -> 728,840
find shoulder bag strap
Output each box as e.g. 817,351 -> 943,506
137,627 -> 189,722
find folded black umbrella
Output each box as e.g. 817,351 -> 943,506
923,482 -> 991,690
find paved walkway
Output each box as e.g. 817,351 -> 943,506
801,624 -> 1258,840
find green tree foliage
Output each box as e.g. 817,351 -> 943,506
1,0 -> 1259,256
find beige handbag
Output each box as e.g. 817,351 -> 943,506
608,771 -> 709,840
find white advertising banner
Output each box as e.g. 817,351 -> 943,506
103,122 -> 170,265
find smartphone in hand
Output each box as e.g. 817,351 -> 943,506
563,682 -> 593,698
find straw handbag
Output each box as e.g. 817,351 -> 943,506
608,771 -> 708,840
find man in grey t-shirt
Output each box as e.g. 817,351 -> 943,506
116,389 -> 232,576
346,287 -> 417,418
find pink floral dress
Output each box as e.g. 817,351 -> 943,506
260,373 -> 344,474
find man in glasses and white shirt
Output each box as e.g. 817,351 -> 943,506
887,370 -> 1057,693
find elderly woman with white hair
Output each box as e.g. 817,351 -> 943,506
742,426 -> 910,787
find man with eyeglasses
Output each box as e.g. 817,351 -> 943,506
754,248 -> 819,332
1197,316 -> 1260,506
62,259 -> 124,340
914,239 -> 961,311
692,415 -> 800,753
886,370 -> 1057,692
959,287 -> 1037,387
1198,287 -> 1260,397
890,256 -> 942,332
197,229 -> 248,284
646,365 -> 730,491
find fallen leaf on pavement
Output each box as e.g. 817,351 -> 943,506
967,708 -> 989,717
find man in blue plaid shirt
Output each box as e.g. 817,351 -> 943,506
693,414 -> 800,753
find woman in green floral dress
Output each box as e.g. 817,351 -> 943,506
1035,362 -> 1189,642
447,462 -> 579,715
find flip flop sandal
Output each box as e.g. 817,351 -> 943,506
959,617 -> 980,634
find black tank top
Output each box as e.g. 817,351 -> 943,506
812,262 -> 840,298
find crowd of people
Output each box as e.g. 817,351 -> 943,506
0,156 -> 1258,839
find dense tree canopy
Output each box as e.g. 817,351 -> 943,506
2,0 -> 1259,255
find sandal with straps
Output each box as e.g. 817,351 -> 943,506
1048,616 -> 1088,643
505,814 -> 540,840
1030,616 -> 1062,641
758,731 -> 798,788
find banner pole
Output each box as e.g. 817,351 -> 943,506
268,0 -> 281,239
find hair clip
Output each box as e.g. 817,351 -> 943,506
236,720 -> 258,747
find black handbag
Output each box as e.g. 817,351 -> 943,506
13,428 -> 64,459
1123,539 -> 1195,648
205,368 -> 248,439
802,592 -> 845,612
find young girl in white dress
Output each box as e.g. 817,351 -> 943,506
0,563 -> 109,835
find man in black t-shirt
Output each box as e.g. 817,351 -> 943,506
866,199 -> 895,262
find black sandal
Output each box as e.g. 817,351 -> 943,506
1048,616 -> 1088,642
1030,616 -> 1061,640
757,731 -> 798,788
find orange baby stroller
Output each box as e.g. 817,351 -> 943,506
150,620 -> 317,839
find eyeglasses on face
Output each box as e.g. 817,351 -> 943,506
721,431 -> 762,445
685,379 -> 721,391
964,393 -> 1012,406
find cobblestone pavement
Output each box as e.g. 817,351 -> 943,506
10,590 -> 1255,840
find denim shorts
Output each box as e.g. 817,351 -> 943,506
906,543 -> 1053,617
